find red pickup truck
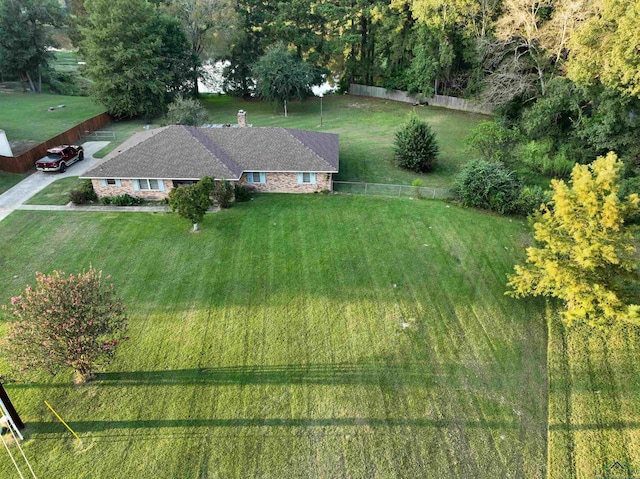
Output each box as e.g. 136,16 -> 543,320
35,145 -> 84,172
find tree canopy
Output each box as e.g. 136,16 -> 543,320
81,0 -> 194,118
0,0 -> 63,93
2,268 -> 128,382
567,0 -> 640,99
169,176 -> 214,231
252,43 -> 320,115
507,152 -> 640,327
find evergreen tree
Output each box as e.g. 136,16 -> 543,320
394,112 -> 439,172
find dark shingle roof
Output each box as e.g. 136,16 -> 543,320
83,126 -> 339,180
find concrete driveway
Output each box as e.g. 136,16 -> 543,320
0,141 -> 109,222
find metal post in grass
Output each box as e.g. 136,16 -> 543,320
0,383 -> 25,433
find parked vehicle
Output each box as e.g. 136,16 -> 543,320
35,145 -> 84,172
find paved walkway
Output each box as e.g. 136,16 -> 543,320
15,204 -> 170,213
0,142 -> 110,221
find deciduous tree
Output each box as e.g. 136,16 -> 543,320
252,43 -> 319,116
507,152 -> 640,327
82,0 -> 193,118
2,268 -> 128,382
567,0 -> 640,99
169,176 -> 214,231
0,0 -> 63,93
164,94 -> 209,126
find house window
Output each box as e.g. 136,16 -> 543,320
138,179 -> 160,190
101,179 -> 121,187
134,179 -> 164,191
172,180 -> 197,188
297,172 -> 316,185
247,172 -> 266,184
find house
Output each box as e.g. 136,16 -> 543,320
81,111 -> 339,200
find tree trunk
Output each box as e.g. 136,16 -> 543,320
0,384 -> 25,430
25,72 -> 36,93
193,223 -> 199,231
284,100 -> 287,117
192,62 -> 199,98
38,67 -> 42,94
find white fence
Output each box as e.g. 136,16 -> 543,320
333,181 -> 452,199
348,84 -> 494,115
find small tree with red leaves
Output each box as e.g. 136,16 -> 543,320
2,268 -> 128,382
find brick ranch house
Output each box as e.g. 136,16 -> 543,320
82,112 -> 339,200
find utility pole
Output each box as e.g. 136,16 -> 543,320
0,383 -> 24,430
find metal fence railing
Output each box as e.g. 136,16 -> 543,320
333,181 -> 452,199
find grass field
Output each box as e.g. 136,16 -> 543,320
0,171 -> 23,195
94,95 -> 487,187
548,314 -> 640,479
0,195 -> 547,478
24,176 -> 84,205
0,93 -> 105,153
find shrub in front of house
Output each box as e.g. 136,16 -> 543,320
394,112 -> 439,173
99,194 -> 143,206
233,184 -> 252,202
453,160 -> 522,214
213,181 -> 234,208
69,180 -> 98,205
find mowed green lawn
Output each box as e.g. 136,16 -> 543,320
548,315 -> 640,478
0,93 -> 104,149
24,176 -> 84,205
0,195 -> 547,478
201,95 -> 488,188
94,95 -> 487,187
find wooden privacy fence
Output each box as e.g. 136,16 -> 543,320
0,112 -> 111,174
348,84 -> 494,115
333,181 -> 452,199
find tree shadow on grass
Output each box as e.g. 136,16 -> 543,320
28,416 -> 519,436
94,362 -> 437,387
11,362 -> 448,389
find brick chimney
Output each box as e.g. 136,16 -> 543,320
237,110 -> 247,127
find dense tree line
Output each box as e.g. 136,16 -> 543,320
2,0 -> 640,163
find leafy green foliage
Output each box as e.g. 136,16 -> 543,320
2,268 -> 128,382
0,0 -> 62,93
507,152 -> 640,327
453,160 -> 522,214
169,176 -> 214,229
514,185 -> 549,216
252,43 -> 319,113
568,0 -> 640,99
82,0 -> 194,118
212,180 -> 234,209
164,95 -> 209,126
233,184 -> 252,202
394,112 -> 439,172
466,121 -> 520,163
69,180 -> 97,205
517,140 -> 576,179
100,194 -> 143,207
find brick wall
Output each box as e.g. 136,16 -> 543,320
92,179 -> 173,200
92,172 -> 333,200
238,172 -> 332,193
